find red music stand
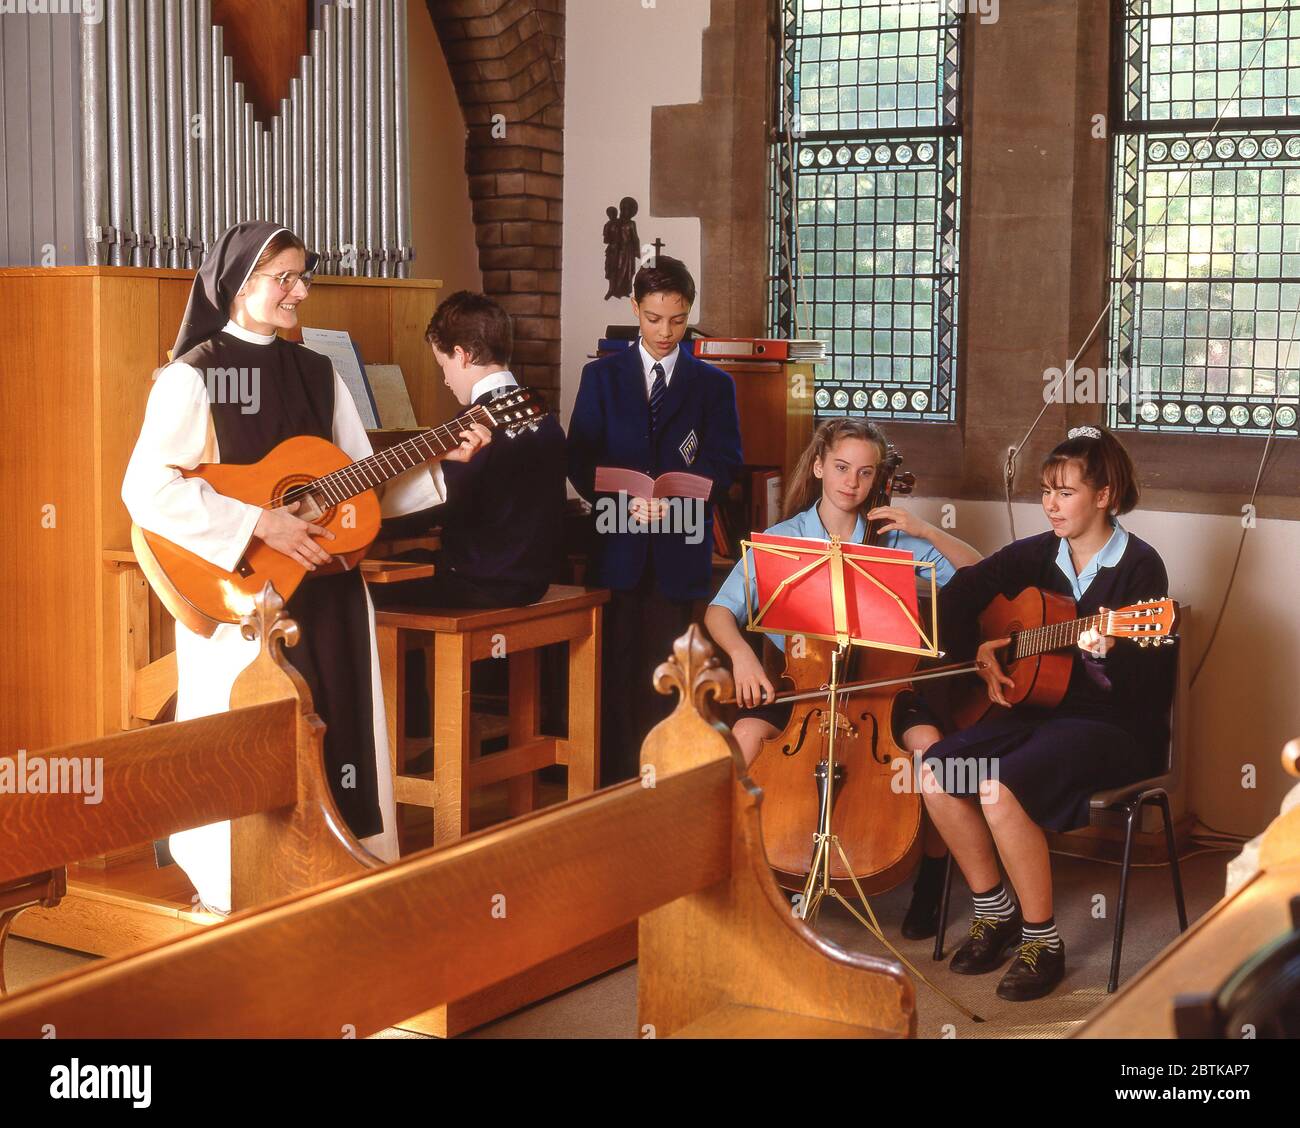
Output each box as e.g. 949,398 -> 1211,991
741,531 -> 940,657
737,532 -> 977,1021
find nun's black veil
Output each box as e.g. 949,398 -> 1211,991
172,221 -> 319,358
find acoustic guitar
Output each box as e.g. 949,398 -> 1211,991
132,387 -> 545,637
948,588 -> 1178,730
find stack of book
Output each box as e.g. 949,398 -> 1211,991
594,335 -> 826,363
692,338 -> 826,362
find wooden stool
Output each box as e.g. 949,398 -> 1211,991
376,586 -> 609,845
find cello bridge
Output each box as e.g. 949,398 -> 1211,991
818,713 -> 857,740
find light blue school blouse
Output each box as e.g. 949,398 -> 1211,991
1054,518 -> 1129,601
709,501 -> 958,652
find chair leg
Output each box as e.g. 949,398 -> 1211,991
932,854 -> 954,962
1109,802 -> 1141,994
1155,791 -> 1188,932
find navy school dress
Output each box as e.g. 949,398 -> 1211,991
922,522 -> 1176,832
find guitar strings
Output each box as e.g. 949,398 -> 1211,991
1013,607 -> 1170,659
263,396 -> 531,510
275,407 -> 487,508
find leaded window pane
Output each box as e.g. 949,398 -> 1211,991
771,0 -> 964,423
1110,0 -> 1300,436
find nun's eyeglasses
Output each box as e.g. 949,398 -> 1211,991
253,270 -> 314,292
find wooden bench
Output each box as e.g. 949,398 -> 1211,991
10,549 -> 440,962
2,584 -> 631,1037
0,626 -> 915,1039
0,587 -> 373,911
375,584 -> 609,843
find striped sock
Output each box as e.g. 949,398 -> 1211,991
970,882 -> 1016,922
1022,917 -> 1062,951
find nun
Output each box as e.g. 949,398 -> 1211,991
122,221 -> 489,913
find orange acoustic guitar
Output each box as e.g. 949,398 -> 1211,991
948,588 -> 1179,730
132,387 -> 545,637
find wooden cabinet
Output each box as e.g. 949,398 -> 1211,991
0,267 -> 444,758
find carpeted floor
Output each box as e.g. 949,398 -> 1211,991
5,848 -> 1229,1039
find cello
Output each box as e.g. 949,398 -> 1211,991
748,443 -> 925,899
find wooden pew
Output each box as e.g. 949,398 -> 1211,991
0,587 -> 374,907
0,627 -> 916,1039
2,584 -> 631,1036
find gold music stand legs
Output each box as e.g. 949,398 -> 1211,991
794,646 -> 983,1024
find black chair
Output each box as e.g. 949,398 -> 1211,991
932,638 -> 1189,993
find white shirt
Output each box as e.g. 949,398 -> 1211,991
638,339 -> 680,398
469,369 -> 518,403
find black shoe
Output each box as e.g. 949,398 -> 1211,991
996,938 -> 1066,1001
901,884 -> 941,940
949,912 -> 1023,975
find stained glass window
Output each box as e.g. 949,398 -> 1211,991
771,1 -> 964,423
1109,0 -> 1300,437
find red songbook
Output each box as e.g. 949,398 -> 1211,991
745,532 -> 936,655
595,467 -> 713,500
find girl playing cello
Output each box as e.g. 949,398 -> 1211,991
703,417 -> 982,936
921,426 -> 1175,1000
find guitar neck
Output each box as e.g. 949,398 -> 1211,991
307,404 -> 492,505
1010,611 -> 1112,661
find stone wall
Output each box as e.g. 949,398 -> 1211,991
426,0 -> 564,393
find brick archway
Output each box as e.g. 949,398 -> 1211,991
426,0 -> 565,395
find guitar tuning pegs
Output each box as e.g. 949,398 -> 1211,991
1139,639 -> 1149,648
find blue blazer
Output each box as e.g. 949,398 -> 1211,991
567,344 -> 743,601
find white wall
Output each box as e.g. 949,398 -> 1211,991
560,0 -> 710,428
895,496 -> 1300,838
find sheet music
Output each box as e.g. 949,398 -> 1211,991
300,327 -> 378,429
366,364 -> 418,428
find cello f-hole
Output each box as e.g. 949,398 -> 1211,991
781,708 -> 822,757
854,708 -> 890,766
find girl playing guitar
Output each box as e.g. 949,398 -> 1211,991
921,425 -> 1176,1001
703,417 -> 983,937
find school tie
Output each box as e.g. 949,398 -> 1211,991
649,362 -> 667,433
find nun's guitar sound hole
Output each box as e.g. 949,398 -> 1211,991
273,475 -> 335,526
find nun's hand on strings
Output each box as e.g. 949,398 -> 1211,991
442,422 -> 493,463
254,502 -> 335,570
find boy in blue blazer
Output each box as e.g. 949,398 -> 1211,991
567,257 -> 743,782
